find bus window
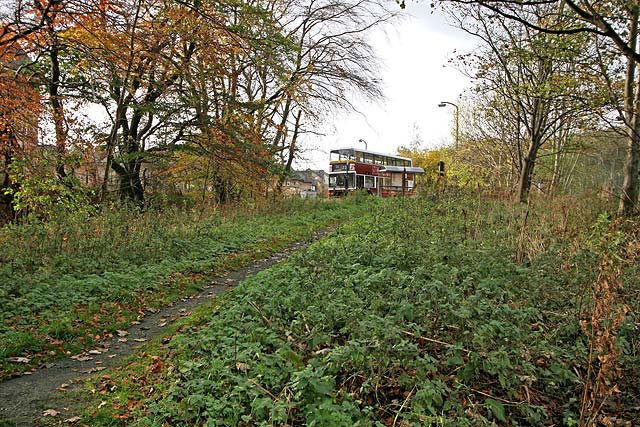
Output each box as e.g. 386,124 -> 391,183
329,173 -> 355,189
355,151 -> 364,163
364,176 -> 375,189
329,174 -> 346,188
364,153 -> 374,164
332,163 -> 347,172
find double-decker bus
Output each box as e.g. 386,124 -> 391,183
328,147 -> 424,196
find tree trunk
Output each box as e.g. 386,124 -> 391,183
0,134 -> 17,223
516,141 -> 540,203
119,172 -> 144,204
619,109 -> 640,216
619,4 -> 640,216
48,37 -> 67,180
112,160 -> 145,205
100,0 -> 142,203
550,141 -> 562,195
276,110 -> 302,193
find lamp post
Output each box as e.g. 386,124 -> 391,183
438,101 -> 459,149
358,138 -> 368,151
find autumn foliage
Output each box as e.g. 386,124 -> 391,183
0,0 -> 390,220
0,39 -> 41,221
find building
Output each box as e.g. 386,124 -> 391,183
282,169 -> 328,198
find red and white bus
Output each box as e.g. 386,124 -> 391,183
328,147 -> 424,196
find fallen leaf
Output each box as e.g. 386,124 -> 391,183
8,357 -> 30,363
134,338 -> 147,342
116,330 -> 129,337
64,416 -> 81,423
42,409 -> 59,417
235,362 -> 249,372
71,354 -> 93,362
82,367 -> 106,373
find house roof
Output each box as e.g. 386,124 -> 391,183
291,169 -> 326,183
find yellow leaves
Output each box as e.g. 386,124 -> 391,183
397,146 -> 446,177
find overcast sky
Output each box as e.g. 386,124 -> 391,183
297,3 -> 477,171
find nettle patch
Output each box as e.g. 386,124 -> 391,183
0,198 -> 372,378
85,195 -> 638,426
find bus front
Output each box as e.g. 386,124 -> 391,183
329,148 -> 356,196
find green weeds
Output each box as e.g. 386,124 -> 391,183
0,198 -> 373,378
78,194 -> 638,426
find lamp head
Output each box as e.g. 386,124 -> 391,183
438,102 -> 447,107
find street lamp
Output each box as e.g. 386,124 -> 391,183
438,101 -> 459,149
358,138 -> 368,151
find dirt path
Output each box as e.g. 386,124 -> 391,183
0,227 -> 333,426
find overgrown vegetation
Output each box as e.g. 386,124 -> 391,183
1,0 -> 393,219
0,197 -> 373,379
78,194 -> 639,426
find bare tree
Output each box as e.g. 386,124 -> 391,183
253,0 -> 394,190
447,3 -> 600,201
439,0 -> 640,214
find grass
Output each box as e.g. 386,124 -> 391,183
0,196 -> 376,379
75,192 -> 639,426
